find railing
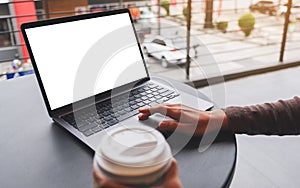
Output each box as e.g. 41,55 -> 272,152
0,0 -> 298,82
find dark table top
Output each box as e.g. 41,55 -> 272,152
0,75 -> 236,188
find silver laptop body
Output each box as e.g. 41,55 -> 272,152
21,9 -> 213,150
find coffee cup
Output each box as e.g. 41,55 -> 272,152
93,125 -> 172,186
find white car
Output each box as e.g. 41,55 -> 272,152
142,36 -> 199,68
139,7 -> 156,23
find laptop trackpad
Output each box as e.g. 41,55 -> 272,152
122,114 -> 175,129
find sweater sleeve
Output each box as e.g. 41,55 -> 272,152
224,97 -> 300,135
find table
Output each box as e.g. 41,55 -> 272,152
0,75 -> 236,188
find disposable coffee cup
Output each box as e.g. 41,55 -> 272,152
93,125 -> 172,186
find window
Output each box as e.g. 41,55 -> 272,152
36,9 -> 45,20
152,39 -> 166,46
0,18 -> 15,47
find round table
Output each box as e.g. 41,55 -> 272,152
153,76 -> 237,188
0,75 -> 236,188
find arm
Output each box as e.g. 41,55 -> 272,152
138,103 -> 228,135
138,97 -> 300,135
224,96 -> 300,135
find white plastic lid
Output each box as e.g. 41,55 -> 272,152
99,126 -> 168,166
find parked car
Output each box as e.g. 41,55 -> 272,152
249,1 -> 279,16
278,3 -> 300,20
142,35 -> 199,68
138,7 -> 156,23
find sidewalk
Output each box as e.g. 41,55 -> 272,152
1,10 -> 300,84
146,11 -> 300,85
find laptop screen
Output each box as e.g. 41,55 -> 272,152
24,12 -> 148,110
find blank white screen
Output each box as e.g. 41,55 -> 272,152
25,13 -> 147,110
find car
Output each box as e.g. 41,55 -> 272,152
138,7 -> 156,23
278,3 -> 300,20
142,35 -> 199,68
249,0 -> 279,16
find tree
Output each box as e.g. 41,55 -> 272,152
238,13 -> 256,37
183,6 -> 188,20
183,6 -> 192,21
204,0 -> 214,28
161,0 -> 170,16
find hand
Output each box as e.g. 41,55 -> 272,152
138,103 -> 228,135
159,159 -> 182,188
93,159 -> 182,188
93,166 -> 129,188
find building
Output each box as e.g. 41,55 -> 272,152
0,0 -> 39,63
0,0 -> 152,64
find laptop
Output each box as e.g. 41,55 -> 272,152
21,9 -> 213,150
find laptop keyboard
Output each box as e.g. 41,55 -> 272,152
61,82 -> 179,137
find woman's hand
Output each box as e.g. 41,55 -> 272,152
159,159 -> 182,188
93,165 -> 128,188
93,159 -> 182,188
138,103 -> 228,135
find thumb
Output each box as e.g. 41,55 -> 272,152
158,121 -> 194,134
160,159 -> 182,188
158,121 -> 179,131
165,159 -> 179,179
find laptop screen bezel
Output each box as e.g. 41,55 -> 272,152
21,9 -> 150,117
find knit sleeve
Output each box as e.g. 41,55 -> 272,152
224,97 -> 300,135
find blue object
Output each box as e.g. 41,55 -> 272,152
18,70 -> 34,76
6,73 -> 15,79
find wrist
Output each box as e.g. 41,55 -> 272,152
209,109 -> 229,130
222,112 -> 229,130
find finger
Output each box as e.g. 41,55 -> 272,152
138,106 -> 151,113
161,159 -> 182,188
138,107 -> 152,120
93,166 -> 129,188
138,103 -> 174,113
159,121 -> 204,135
164,103 -> 194,110
138,103 -> 194,122
93,166 -> 105,188
138,104 -> 177,120
137,112 -> 151,120
93,165 -> 104,180
150,104 -> 183,120
138,105 -> 165,115
165,159 -> 179,180
139,103 -> 199,122
158,121 -> 179,131
158,121 -> 195,133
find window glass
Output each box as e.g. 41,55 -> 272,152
152,39 -> 166,46
0,18 -> 13,47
